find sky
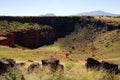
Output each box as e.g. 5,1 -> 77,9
0,0 -> 120,16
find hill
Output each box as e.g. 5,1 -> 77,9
40,13 -> 56,16
73,11 -> 120,16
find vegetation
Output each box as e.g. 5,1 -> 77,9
0,20 -> 52,34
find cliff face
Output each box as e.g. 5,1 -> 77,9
0,28 -> 55,48
13,28 -> 55,48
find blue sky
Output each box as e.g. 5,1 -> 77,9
0,0 -> 120,16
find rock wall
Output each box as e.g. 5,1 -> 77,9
13,28 -> 55,48
0,28 -> 55,48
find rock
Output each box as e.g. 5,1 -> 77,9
41,58 -> 64,72
0,58 -> 16,74
28,62 -> 40,73
85,58 -> 101,69
41,58 -> 59,66
85,58 -> 120,74
100,61 -> 120,74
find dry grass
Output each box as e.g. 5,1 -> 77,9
94,16 -> 120,24
19,61 -> 120,80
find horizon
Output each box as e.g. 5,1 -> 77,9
0,0 -> 120,16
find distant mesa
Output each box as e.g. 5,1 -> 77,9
40,13 -> 56,16
73,11 -> 120,16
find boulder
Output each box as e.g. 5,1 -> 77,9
28,62 -> 40,73
41,58 -> 59,66
0,58 -> 16,74
100,61 -> 120,74
85,58 -> 120,74
41,58 -> 64,72
85,58 -> 101,69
